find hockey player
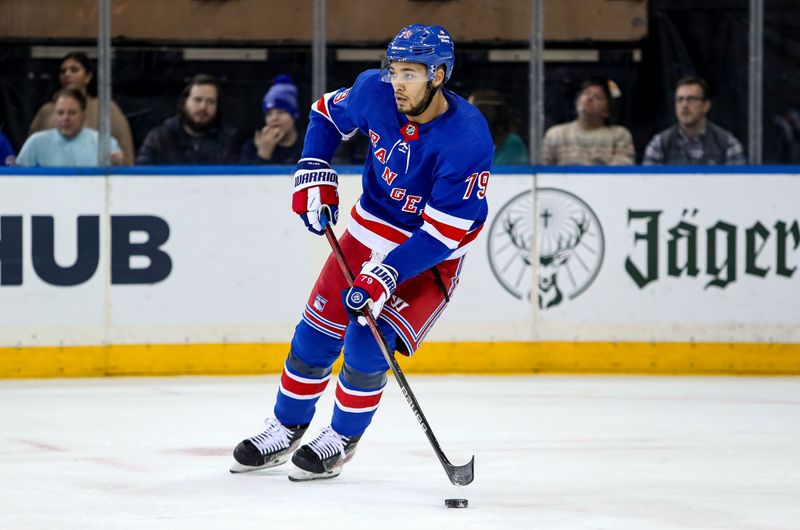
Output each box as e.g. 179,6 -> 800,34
231,24 -> 494,481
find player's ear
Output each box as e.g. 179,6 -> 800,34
433,66 -> 445,88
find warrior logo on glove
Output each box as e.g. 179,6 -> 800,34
293,158 -> 339,235
343,262 -> 399,325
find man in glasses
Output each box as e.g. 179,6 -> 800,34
644,76 -> 745,165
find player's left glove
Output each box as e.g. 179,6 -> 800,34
343,261 -> 398,325
293,158 -> 339,235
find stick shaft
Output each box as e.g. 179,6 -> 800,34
322,224 -> 474,486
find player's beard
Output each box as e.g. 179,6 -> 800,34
403,81 -> 439,118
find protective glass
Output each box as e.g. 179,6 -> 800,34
379,58 -> 433,84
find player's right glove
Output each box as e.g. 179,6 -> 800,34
292,158 -> 339,235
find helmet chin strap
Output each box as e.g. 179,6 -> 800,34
406,81 -> 441,119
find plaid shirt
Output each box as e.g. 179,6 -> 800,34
643,122 -> 746,165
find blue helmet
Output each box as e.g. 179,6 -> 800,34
384,24 -> 454,83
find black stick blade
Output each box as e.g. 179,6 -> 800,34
447,455 -> 475,486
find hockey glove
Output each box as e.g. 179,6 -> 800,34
343,262 -> 398,325
293,158 -> 339,235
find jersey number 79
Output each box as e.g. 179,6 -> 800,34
463,171 -> 490,200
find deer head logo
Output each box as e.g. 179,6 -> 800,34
488,188 -> 604,308
538,214 -> 590,308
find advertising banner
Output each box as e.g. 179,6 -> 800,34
1,171 -> 798,349
533,173 -> 800,341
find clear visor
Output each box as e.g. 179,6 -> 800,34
379,58 -> 433,84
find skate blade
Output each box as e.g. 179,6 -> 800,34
229,454 -> 291,474
287,463 -> 342,482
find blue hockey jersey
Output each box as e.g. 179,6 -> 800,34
302,69 -> 494,283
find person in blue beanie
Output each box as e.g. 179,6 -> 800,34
240,74 -> 303,164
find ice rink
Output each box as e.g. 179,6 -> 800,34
1,374 -> 799,529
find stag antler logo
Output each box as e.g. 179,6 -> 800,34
488,188 -> 604,308
538,213 -> 590,308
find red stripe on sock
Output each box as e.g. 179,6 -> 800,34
334,382 -> 383,410
280,369 -> 329,397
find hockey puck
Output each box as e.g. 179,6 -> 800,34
445,498 -> 468,508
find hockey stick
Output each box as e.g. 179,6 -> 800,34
322,220 -> 475,486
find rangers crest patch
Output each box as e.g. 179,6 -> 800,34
313,294 -> 328,311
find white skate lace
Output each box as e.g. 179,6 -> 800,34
249,418 -> 292,455
307,426 -> 346,461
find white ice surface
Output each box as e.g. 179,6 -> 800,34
1,375 -> 799,529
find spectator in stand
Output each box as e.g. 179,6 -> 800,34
136,74 -> 237,165
643,76 -> 745,165
0,127 -> 15,166
240,74 -> 303,164
774,108 -> 800,163
468,89 -> 529,165
28,51 -> 134,165
16,88 -> 123,167
542,77 -> 634,165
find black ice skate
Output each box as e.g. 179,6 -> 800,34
230,418 -> 308,473
288,425 -> 361,482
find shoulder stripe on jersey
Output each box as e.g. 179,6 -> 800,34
312,90 -> 359,141
314,96 -> 331,119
